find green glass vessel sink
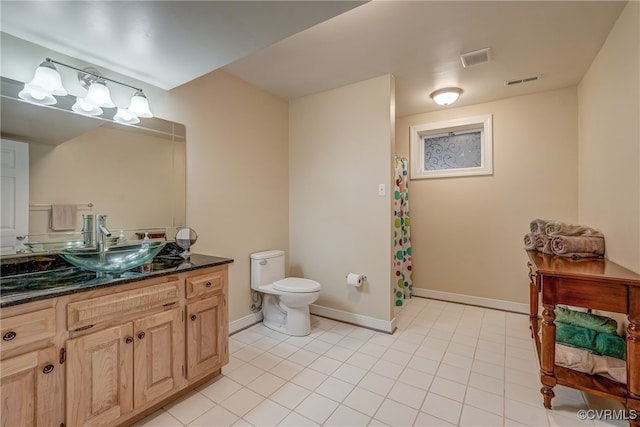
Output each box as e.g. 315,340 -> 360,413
59,242 -> 165,274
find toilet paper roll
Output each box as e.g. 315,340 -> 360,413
346,273 -> 366,287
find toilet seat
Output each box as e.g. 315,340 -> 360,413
273,277 -> 321,293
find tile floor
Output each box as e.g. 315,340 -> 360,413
135,297 -> 627,427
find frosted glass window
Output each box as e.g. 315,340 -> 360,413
424,131 -> 482,171
409,114 -> 493,179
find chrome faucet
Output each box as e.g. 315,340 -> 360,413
96,214 -> 111,252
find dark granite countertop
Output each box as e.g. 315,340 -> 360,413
0,253 -> 233,308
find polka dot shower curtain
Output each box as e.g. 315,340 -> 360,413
394,156 -> 412,306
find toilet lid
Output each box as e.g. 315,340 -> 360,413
273,277 -> 321,293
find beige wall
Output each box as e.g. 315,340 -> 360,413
396,88 -> 579,305
578,1 -> 640,274
163,70 -> 290,322
289,75 -> 395,322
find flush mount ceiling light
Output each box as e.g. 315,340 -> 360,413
19,58 -> 153,121
430,87 -> 463,106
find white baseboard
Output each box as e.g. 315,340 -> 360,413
412,288 -> 528,314
310,304 -> 396,333
229,312 -> 263,335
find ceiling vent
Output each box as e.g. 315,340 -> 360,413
460,48 -> 492,68
504,74 -> 542,86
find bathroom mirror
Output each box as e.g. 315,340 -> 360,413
0,76 -> 186,251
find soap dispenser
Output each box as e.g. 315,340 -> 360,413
140,232 -> 152,273
117,230 -> 127,245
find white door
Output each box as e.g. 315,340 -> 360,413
1,139 -> 29,255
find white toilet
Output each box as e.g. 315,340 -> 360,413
250,250 -> 321,336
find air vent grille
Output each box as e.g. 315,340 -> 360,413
505,75 -> 542,86
460,48 -> 491,68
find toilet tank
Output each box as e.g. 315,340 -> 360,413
250,250 -> 285,289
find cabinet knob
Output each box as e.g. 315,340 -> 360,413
125,336 -> 134,344
191,314 -> 197,321
205,281 -> 212,288
3,331 -> 16,341
43,364 -> 54,374
137,332 -> 146,340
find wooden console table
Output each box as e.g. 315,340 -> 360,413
527,250 -> 640,426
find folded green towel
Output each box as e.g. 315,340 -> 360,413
595,332 -> 626,360
555,322 -> 626,360
556,322 -> 596,350
554,306 -> 618,334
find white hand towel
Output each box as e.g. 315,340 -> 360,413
51,204 -> 77,230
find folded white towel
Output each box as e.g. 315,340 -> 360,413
51,204 -> 77,230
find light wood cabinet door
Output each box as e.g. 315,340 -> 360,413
66,323 -> 134,427
0,346 -> 63,427
133,308 -> 183,407
186,295 -> 227,379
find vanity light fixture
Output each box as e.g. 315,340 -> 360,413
72,97 -> 103,116
19,59 -> 68,104
19,58 -> 153,121
18,84 -> 57,105
113,108 -> 140,125
430,87 -> 463,106
127,90 -> 153,118
84,81 -> 116,109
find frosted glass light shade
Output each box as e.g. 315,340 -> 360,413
18,84 -> 57,105
85,82 -> 115,108
128,91 -> 153,118
26,61 -> 67,96
72,97 -> 103,116
430,87 -> 463,106
113,108 -> 140,125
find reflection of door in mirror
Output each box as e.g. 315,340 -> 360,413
1,139 -> 29,254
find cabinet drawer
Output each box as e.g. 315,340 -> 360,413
67,280 -> 180,330
186,270 -> 225,299
1,308 -> 56,353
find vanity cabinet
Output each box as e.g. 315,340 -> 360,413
0,256 -> 231,427
185,269 -> 229,379
66,323 -> 134,426
0,346 -> 63,426
66,308 -> 183,426
0,300 -> 63,427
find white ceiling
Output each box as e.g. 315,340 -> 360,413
225,1 -> 627,116
0,1 -> 364,89
1,1 -> 627,117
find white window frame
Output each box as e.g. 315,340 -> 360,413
409,114 -> 493,179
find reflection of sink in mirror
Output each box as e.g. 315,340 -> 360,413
24,240 -> 85,252
22,236 -> 119,253
60,242 -> 165,274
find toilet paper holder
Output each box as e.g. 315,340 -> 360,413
346,273 -> 367,287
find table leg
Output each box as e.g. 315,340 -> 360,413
529,262 -> 540,337
541,303 -> 556,409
